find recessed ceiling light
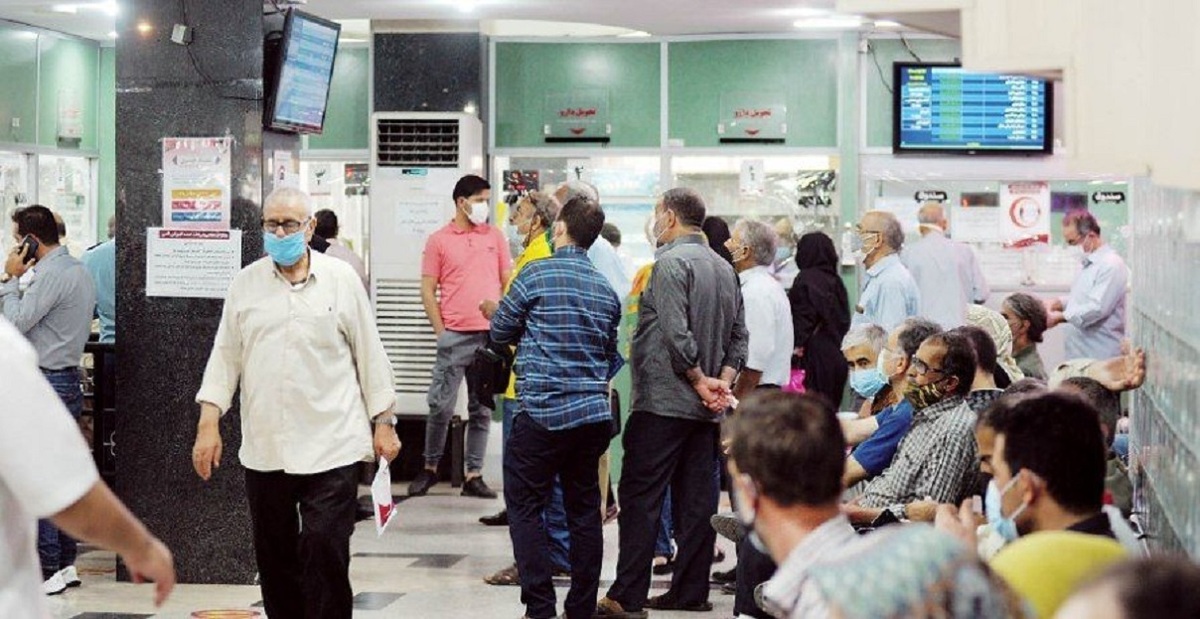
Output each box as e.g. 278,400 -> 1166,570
874,20 -> 903,28
136,21 -> 153,35
793,16 -> 864,29
50,4 -> 78,14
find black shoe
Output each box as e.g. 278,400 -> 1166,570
407,470 -> 437,497
711,567 -> 737,584
462,477 -> 498,499
651,556 -> 675,575
479,509 -> 509,526
720,582 -> 736,595
645,592 -> 713,612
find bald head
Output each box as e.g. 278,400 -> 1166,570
917,203 -> 947,231
263,187 -> 316,241
555,180 -> 599,205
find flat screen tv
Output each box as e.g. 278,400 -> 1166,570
893,62 -> 1052,155
265,9 -> 340,134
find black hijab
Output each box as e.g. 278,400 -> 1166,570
795,230 -> 839,275
702,216 -> 733,265
789,232 -> 850,344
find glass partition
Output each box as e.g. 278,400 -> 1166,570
298,159 -> 370,268
37,154 -> 94,256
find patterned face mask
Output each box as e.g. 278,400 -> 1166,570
904,378 -> 947,410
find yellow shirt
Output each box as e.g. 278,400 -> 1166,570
991,530 -> 1126,618
503,232 -> 554,398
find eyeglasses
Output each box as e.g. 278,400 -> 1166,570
909,357 -> 945,377
262,218 -> 310,234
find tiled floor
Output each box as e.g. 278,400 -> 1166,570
48,423 -> 737,619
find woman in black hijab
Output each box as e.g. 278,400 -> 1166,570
702,216 -> 734,265
789,231 -> 851,403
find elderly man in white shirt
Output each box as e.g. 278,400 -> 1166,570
1046,209 -> 1128,359
726,219 -> 794,397
191,187 -> 400,619
902,203 -> 989,329
555,180 -> 632,300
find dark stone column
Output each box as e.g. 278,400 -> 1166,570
115,0 -> 297,583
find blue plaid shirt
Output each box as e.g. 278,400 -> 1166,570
491,245 -> 624,431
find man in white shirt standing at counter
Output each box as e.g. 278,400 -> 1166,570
903,203 -> 989,328
191,187 -> 401,619
1046,210 -> 1128,359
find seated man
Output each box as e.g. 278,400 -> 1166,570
937,392 -> 1126,618
841,323 -> 888,410
841,318 -> 940,487
724,391 -> 1025,619
844,331 -> 980,524
1058,377 -> 1132,518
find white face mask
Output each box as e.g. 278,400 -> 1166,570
464,200 -> 489,225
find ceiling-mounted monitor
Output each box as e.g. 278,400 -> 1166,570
265,9 -> 340,134
893,62 -> 1052,155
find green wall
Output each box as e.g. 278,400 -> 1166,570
494,42 -> 661,148
0,24 -> 40,144
38,35 -> 99,149
669,39 -> 839,148
98,46 -> 115,236
864,38 -> 962,148
308,45 -> 369,150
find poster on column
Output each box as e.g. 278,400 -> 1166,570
145,228 -> 242,299
162,137 -> 232,230
1000,181 -> 1051,244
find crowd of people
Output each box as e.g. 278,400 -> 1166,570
4,174 -> 1198,619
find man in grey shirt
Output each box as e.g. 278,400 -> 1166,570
597,188 -> 748,618
2,204 -> 96,594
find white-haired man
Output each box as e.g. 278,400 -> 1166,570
852,210 -> 920,331
191,187 -> 400,619
555,180 -> 631,300
902,203 -> 989,328
725,219 -> 793,398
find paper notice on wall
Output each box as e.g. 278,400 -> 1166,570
145,228 -> 242,298
162,137 -> 232,230
396,201 -> 443,238
1000,181 -> 1051,245
873,197 -> 921,235
308,163 -> 333,196
372,457 -> 398,537
274,150 -> 295,187
740,160 -> 765,197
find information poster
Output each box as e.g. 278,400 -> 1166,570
307,162 -> 333,195
162,137 -> 232,230
951,192 -> 1002,243
740,160 -> 765,197
1000,181 -> 1051,244
274,150 -> 295,187
146,228 -> 242,299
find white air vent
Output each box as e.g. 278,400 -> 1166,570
374,279 -> 438,394
375,118 -> 462,168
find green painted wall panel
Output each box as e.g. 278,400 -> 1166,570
864,38 -> 962,148
38,35 -> 99,150
98,46 -> 115,238
0,25 -> 40,144
309,45 -> 369,150
668,40 -> 839,148
494,42 -> 661,148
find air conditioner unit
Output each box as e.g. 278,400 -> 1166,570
369,112 -> 484,414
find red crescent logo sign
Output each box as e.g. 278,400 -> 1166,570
1009,197 -> 1042,228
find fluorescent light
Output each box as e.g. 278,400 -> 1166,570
793,16 -> 864,29
456,0 -> 477,13
16,31 -> 38,40
108,30 -> 118,39
50,4 -> 78,14
874,20 -> 903,28
463,102 -> 478,115
339,37 -> 367,43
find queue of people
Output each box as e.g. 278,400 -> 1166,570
6,173 -> 1191,619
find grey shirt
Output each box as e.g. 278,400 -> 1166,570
630,234 -> 748,421
1,246 -> 96,370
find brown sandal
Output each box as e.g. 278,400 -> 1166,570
484,563 -> 520,586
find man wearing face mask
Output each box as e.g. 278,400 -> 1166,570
411,174 -> 512,498
851,211 -> 920,332
841,318 -> 940,488
1045,210 -> 1128,359
192,187 -> 400,618
937,393 -> 1126,618
597,187 -> 748,618
843,331 -> 979,524
725,219 -> 793,399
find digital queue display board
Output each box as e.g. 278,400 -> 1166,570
893,62 -> 1053,155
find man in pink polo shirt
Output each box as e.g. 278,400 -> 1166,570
409,175 -> 512,499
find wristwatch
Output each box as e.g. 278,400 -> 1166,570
373,414 -> 397,426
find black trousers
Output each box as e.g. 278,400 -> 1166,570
733,536 -> 777,618
506,413 -> 612,619
608,412 -> 720,611
245,463 -> 358,619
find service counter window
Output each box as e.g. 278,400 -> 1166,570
37,154 -> 94,257
0,151 -> 31,254
298,159 -> 370,268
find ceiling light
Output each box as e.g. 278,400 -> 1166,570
136,21 -> 153,35
456,0 -> 477,13
463,102 -> 477,115
790,8 -> 829,18
793,16 -> 864,29
108,30 -> 118,39
50,4 -> 78,13
16,31 -> 38,40
874,20 -> 903,28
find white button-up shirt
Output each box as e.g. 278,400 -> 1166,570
1061,244 -> 1128,360
739,265 -> 794,387
902,230 -> 989,328
196,252 -> 396,475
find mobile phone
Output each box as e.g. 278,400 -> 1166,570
18,235 -> 39,264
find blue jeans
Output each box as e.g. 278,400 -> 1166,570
504,399 -> 570,572
656,492 -> 675,558
39,368 -> 83,578
1113,434 -> 1130,464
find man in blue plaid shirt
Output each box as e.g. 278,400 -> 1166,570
490,196 -> 624,619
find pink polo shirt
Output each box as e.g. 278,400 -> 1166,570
421,221 -> 512,332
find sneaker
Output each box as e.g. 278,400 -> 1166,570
479,509 -> 509,526
407,469 -> 437,497
42,572 -> 67,596
711,512 -> 746,544
593,597 -> 648,618
462,476 -> 498,499
61,565 -> 81,588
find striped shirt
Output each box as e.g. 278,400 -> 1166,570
491,245 -> 624,431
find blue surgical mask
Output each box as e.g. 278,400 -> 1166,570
264,228 -> 308,267
985,477 -> 1027,543
850,367 -> 888,398
775,246 -> 793,263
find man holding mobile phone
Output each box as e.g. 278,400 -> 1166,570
2,204 -> 97,595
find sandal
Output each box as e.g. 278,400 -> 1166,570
483,563 -> 521,586
651,555 -> 675,575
